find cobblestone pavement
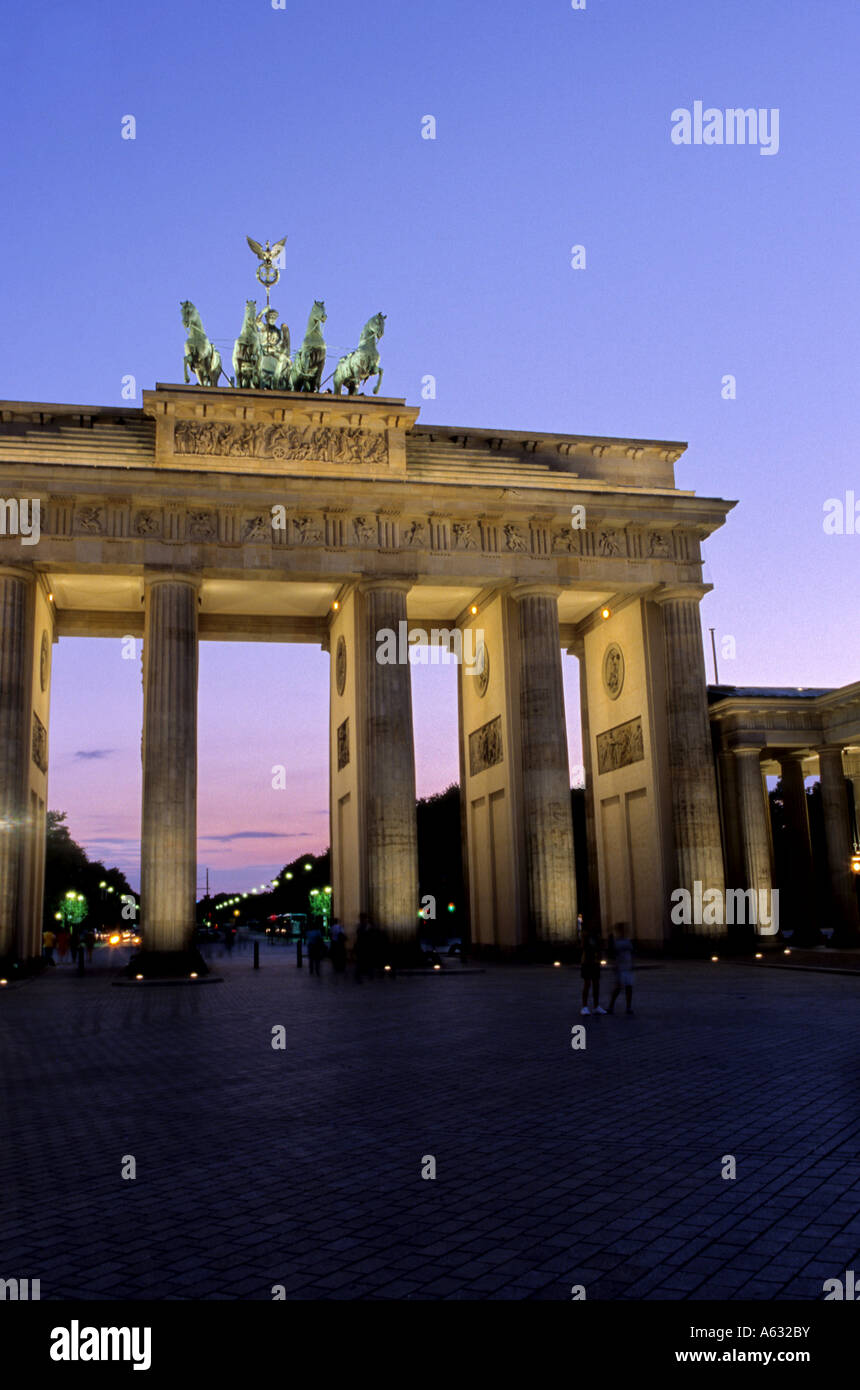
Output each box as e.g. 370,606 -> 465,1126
1,949 -> 857,1300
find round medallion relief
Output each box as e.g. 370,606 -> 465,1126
335,636 -> 347,696
475,640 -> 490,698
39,630 -> 49,692
602,643 -> 624,701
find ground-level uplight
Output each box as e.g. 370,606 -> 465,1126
711,955 -> 719,962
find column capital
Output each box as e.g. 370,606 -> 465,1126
0,564 -> 37,584
356,576 -> 415,595
509,583 -> 562,603
652,582 -> 712,606
143,569 -> 203,590
725,733 -> 766,755
778,749 -> 813,769
815,744 -> 845,765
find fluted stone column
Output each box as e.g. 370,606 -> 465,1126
656,589 -> 725,902
140,575 -> 199,954
359,580 -> 418,939
733,747 -> 773,901
0,568 -> 34,958
572,638 -> 600,929
512,587 -> 577,940
817,746 -> 860,935
717,748 -> 744,888
778,753 -> 815,931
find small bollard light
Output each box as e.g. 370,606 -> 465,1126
189,972 -> 198,979
783,948 -> 791,955
755,953 -> 763,960
135,974 -> 143,980
0,979 -> 7,986
384,964 -> 391,972
433,963 -> 441,971
553,961 -> 561,968
711,955 -> 719,962
600,959 -> 607,966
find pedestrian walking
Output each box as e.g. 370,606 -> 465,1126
57,928 -> 71,963
42,929 -> 56,966
580,925 -> 605,1015
607,922 -> 635,1015
329,918 -> 347,976
306,922 -> 325,977
84,928 -> 95,963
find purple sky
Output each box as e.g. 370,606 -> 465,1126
1,0 -> 857,892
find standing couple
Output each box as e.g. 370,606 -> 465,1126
580,920 -> 635,1016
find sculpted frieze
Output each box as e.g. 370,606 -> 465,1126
75,505 -> 105,534
173,419 -> 388,467
134,509 -> 161,536
469,715 -> 504,776
596,716 -> 644,774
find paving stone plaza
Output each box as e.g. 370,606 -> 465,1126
1,952 -> 857,1301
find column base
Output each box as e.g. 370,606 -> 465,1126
120,948 -> 212,982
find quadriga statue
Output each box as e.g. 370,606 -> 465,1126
290,301 -> 327,393
233,299 -> 262,389
181,301 -> 231,387
333,313 -> 386,395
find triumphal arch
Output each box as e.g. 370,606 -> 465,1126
0,377 -> 735,965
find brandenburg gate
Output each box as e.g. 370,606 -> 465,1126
0,380 -> 734,966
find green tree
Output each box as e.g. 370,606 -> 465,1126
44,811 -> 132,930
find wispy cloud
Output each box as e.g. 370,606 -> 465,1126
199,830 -> 310,843
74,749 -> 117,761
